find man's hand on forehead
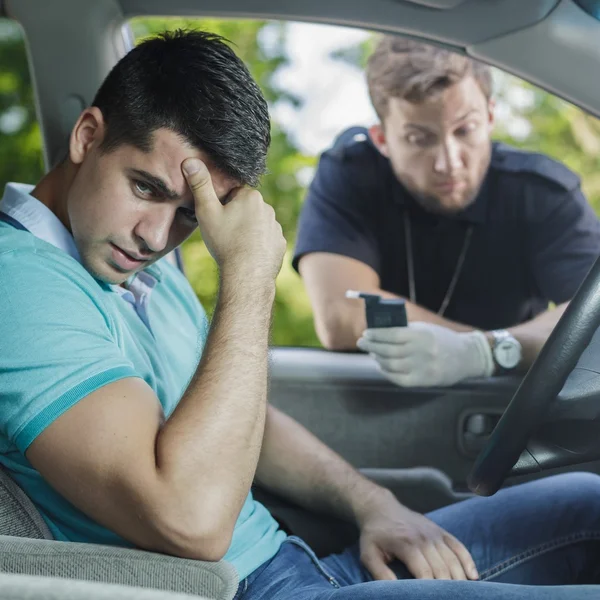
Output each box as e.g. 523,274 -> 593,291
179,155 -> 241,205
181,158 -> 285,282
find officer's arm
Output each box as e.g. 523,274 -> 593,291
299,252 -> 471,350
492,302 -> 569,372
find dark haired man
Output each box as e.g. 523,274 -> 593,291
294,36 -> 600,387
1,30 -> 600,600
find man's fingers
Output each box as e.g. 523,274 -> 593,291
435,540 -> 468,580
182,158 -> 221,213
444,534 -> 479,580
399,548 -> 434,579
361,547 -> 397,581
420,543 -> 452,580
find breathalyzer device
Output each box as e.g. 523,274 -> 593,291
346,290 -> 408,329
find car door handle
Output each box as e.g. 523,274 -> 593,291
459,410 -> 503,456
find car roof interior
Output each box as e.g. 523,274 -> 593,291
2,0 -> 600,170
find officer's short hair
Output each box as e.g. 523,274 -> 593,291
366,36 -> 493,120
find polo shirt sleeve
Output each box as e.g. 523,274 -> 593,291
0,248 -> 139,453
528,185 -> 600,304
292,138 -> 382,274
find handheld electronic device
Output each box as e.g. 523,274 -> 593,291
346,290 -> 408,329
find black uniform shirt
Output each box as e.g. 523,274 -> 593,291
293,127 -> 600,330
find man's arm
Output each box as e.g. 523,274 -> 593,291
299,252 -> 471,351
255,405 -> 380,523
26,160 -> 286,561
255,405 -> 478,581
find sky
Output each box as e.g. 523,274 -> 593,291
269,22 -> 376,156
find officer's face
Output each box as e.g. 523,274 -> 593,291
370,76 -> 494,214
55,108 -> 238,285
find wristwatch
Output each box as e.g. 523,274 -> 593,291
490,330 -> 522,373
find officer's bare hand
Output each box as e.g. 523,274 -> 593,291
182,158 -> 286,282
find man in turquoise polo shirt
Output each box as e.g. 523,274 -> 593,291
1,30 -> 600,600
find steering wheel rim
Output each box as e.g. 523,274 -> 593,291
467,257 -> 600,496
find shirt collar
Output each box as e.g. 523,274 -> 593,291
0,182 -> 162,285
0,182 -> 81,261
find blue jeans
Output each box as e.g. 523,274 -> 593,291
235,473 -> 600,599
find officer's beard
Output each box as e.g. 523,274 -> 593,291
411,185 -> 479,216
399,151 -> 492,217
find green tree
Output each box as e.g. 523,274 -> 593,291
494,76 -> 600,213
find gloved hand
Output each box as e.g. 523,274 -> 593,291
356,322 -> 495,387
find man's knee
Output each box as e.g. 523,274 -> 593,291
531,472 -> 600,514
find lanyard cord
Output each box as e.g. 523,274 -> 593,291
403,211 -> 473,317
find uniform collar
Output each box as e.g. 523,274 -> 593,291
0,182 -> 162,285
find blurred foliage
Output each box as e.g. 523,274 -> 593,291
493,77 -> 600,214
0,20 -> 44,186
3,19 -> 600,347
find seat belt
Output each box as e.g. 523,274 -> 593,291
0,212 -> 29,232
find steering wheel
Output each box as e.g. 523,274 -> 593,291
468,257 -> 600,496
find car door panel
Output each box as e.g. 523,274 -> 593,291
269,347 -> 600,497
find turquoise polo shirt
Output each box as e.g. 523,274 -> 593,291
0,183 -> 285,579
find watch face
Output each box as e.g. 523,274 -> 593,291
495,340 -> 521,369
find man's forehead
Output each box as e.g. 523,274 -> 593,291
125,129 -> 240,201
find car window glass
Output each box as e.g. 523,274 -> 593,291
0,19 -> 44,189
129,19 -> 600,346
2,16 -> 591,348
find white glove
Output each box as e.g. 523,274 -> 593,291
357,322 -> 495,388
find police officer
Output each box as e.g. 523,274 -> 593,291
293,36 -> 600,387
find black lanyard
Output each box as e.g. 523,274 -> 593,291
403,211 -> 473,317
0,211 -> 29,232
